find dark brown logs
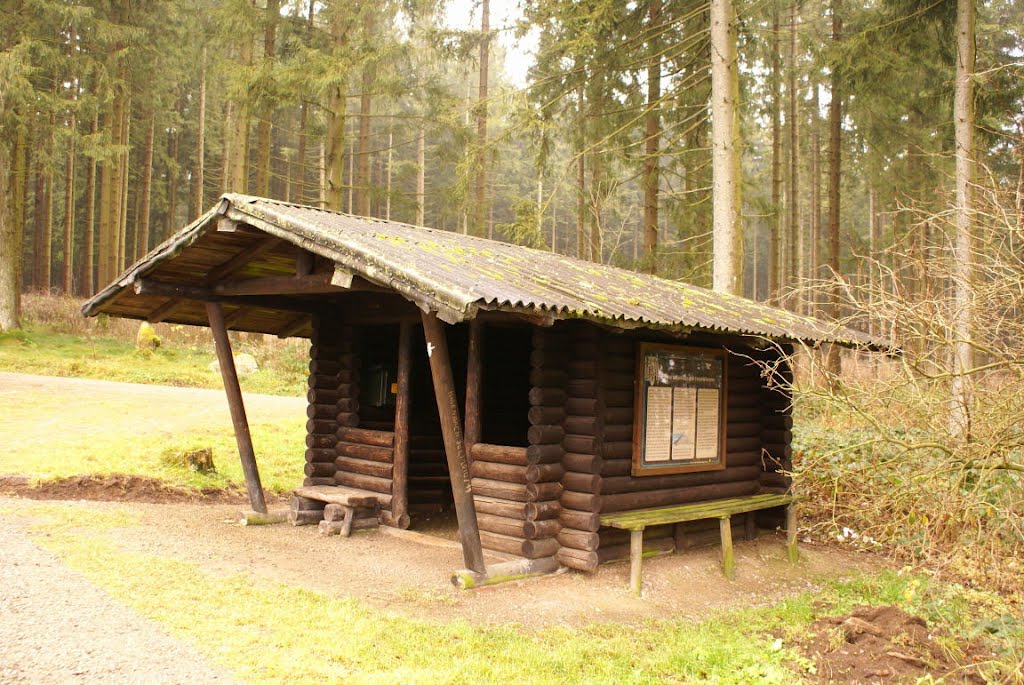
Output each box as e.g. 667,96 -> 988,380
601,460 -> 632,477
334,471 -> 392,495
335,456 -> 393,479
464,319 -> 483,451
528,406 -> 566,426
390,321 -> 412,529
525,444 -> 563,464
563,434 -> 601,454
529,369 -> 568,387
306,434 -> 336,449
562,472 -> 601,494
335,442 -> 393,463
305,448 -> 337,463
304,476 -> 335,487
478,531 -> 560,559
595,536 -> 674,564
307,388 -> 340,404
474,496 -> 528,519
560,508 -> 601,532
476,513 -> 561,540
728,422 -> 763,438
288,509 -> 323,526
470,443 -> 528,466
471,461 -> 528,482
761,429 -> 792,445
600,480 -> 759,513
524,500 -> 561,521
306,419 -> 336,435
527,424 -> 564,445
471,478 -> 562,503
528,387 -> 567,407
563,452 -> 601,474
307,403 -> 338,419
599,465 -> 762,495
336,427 -> 395,447
728,436 -> 762,452
336,412 -> 359,428
304,462 -> 336,478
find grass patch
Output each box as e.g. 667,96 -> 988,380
0,416 -> 306,494
13,506 -> 1019,684
0,324 -> 307,396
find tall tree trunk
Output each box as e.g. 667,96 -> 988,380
138,111 -> 155,258
473,0 -> 490,237
385,129 -> 393,220
575,82 -> 586,260
230,32 -> 253,193
82,111 -> 97,295
61,113 -> 76,293
589,153 -> 603,262
326,90 -> 345,211
788,1 -> 801,311
0,139 -> 18,330
769,2 -> 782,301
951,0 -> 975,436
11,123 -> 27,311
643,0 -> 662,271
31,136 -> 49,291
254,0 -> 279,197
416,126 -> 426,225
711,0 -> 743,295
295,100 -> 308,204
194,47 -> 207,215
825,0 -> 843,378
116,96 -> 130,273
868,188 -> 879,337
166,128 -> 179,239
356,12 -> 375,216
810,80 -> 820,315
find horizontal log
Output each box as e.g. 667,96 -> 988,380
471,461 -> 529,483
599,525 -> 673,548
524,499 -> 561,521
727,450 -> 761,467
305,433 -> 336,449
563,434 -> 601,455
530,348 -> 569,369
471,478 -> 533,503
527,424 -> 565,445
474,496 -> 528,520
307,403 -> 338,419
358,420 -> 394,432
557,547 -> 598,572
728,406 -> 762,423
337,427 -> 395,448
604,425 -> 633,442
525,443 -> 563,464
563,452 -> 601,475
600,459 -> 632,477
336,412 -> 359,428
305,448 -> 337,463
528,406 -> 566,426
378,510 -> 411,529
604,390 -> 633,407
528,481 -> 563,501
560,490 -> 597,512
335,441 -> 393,463
304,462 -> 336,478
529,369 -> 568,387
308,373 -> 339,390
309,343 -> 353,359
318,518 -> 378,536
451,556 -> 561,589
762,413 -> 794,429
308,359 -> 342,375
760,471 -> 792,489
600,480 -> 760,513
600,465 -> 762,495
303,476 -> 335,487
287,509 -> 323,526
601,373 -> 635,392
761,444 -> 793,460
523,518 -> 560,539
324,502 -> 380,522
470,443 -> 528,466
761,429 -> 793,445
336,398 -> 359,413
479,531 -> 561,559
563,415 -> 602,436
602,441 -> 633,460
336,369 -> 358,384
335,456 -> 393,479
604,407 -> 634,425
526,462 -> 564,484
334,471 -> 393,495
562,472 -> 601,494
567,379 -> 598,398
306,418 -> 337,435
728,436 -> 762,453
529,387 -> 567,407
560,508 -> 601,532
478,513 -> 534,539
557,528 -> 598,551
307,388 -> 340,405
727,421 -> 763,439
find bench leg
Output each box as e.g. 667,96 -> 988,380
629,529 -> 644,596
786,503 -> 799,563
719,516 -> 735,580
339,506 -> 355,537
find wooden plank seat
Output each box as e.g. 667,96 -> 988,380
292,485 -> 386,537
600,493 -> 799,595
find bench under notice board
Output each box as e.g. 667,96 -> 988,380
600,493 -> 799,595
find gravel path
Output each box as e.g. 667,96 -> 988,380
0,517 -> 236,685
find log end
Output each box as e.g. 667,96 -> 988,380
450,557 -> 562,590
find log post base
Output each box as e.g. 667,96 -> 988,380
451,557 -> 562,590
239,510 -> 288,526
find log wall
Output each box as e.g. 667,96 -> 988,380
303,316 -> 355,487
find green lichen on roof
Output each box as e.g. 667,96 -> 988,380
83,194 -> 874,347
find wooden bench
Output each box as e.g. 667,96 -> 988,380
600,493 -> 799,595
292,485 -> 385,537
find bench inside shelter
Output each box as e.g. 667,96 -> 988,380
291,485 -> 387,536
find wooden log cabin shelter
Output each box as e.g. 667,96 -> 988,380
83,194 -> 872,587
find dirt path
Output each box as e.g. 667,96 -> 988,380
0,514 -> 235,684
0,372 -> 304,454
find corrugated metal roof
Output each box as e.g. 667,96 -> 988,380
84,194 -> 873,346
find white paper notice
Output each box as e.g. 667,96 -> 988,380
644,386 -> 673,462
694,388 -> 720,460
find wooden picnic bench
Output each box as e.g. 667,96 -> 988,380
600,493 -> 799,595
292,485 -> 386,537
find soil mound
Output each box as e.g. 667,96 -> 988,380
0,474 -> 264,505
804,604 -> 984,683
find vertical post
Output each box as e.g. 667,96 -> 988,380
464,318 -> 484,459
719,515 -> 735,580
206,302 -> 267,514
421,310 -> 486,573
390,321 -> 412,529
786,503 -> 799,563
629,529 -> 644,596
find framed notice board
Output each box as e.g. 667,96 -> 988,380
632,344 -> 727,476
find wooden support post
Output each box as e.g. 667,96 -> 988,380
786,503 -> 799,563
206,302 -> 267,514
745,512 -> 757,541
421,310 -> 486,573
630,529 -> 644,596
391,321 -> 412,529
464,318 -> 484,458
719,515 -> 735,580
